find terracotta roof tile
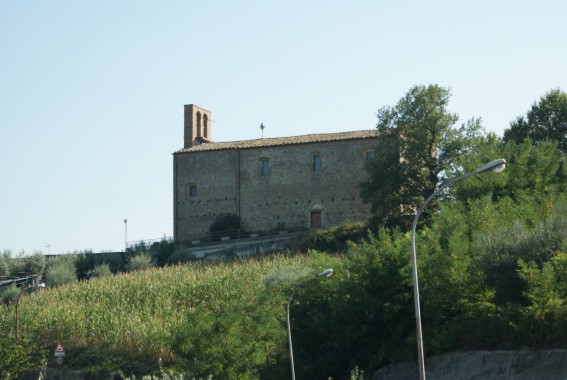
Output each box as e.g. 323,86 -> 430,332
174,130 -> 380,154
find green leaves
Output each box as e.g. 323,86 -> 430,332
504,88 -> 567,152
0,335 -> 47,380
517,253 -> 567,345
362,84 -> 485,229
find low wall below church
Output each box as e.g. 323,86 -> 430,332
373,349 -> 567,380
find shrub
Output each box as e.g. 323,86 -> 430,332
0,250 -> 11,276
75,250 -> 96,278
125,252 -> 154,272
150,240 -> 177,266
210,214 -> 241,234
1,285 -> 21,304
0,335 -> 47,380
8,251 -> 27,277
474,207 -> 567,304
44,255 -> 77,287
92,263 -> 113,278
297,221 -> 368,253
167,248 -> 193,265
24,252 -> 46,276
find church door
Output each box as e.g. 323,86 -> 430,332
310,211 -> 322,228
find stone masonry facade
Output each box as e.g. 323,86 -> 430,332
173,104 -> 381,242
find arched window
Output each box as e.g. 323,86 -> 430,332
203,114 -> 208,138
196,111 -> 202,137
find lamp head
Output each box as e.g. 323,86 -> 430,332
491,159 -> 506,173
475,159 -> 506,174
318,268 -> 333,278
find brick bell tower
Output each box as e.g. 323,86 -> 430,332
184,104 -> 212,148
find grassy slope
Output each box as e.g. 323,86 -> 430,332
1,253 -> 342,375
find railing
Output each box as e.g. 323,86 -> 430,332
126,227 -> 309,250
126,236 -> 174,250
190,226 -> 308,246
0,274 -> 40,290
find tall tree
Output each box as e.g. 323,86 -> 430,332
360,84 -> 483,228
503,88 -> 567,152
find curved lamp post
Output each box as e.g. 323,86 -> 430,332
411,159 -> 506,380
287,268 -> 333,380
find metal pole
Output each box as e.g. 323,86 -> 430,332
411,173 -> 473,380
287,290 -> 297,380
410,159 -> 505,380
124,219 -> 128,251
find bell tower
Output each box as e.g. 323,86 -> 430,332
184,104 -> 212,148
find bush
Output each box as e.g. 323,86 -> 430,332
167,248 -> 193,265
1,285 -> 21,304
92,263 -> 113,278
297,221 -> 368,253
0,335 -> 47,380
75,250 -> 96,279
0,250 -> 11,276
125,252 -> 154,272
150,240 -> 177,267
474,207 -> 567,304
24,252 -> 46,276
210,214 -> 241,234
44,255 -> 77,287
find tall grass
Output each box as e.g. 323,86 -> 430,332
0,253 -> 341,376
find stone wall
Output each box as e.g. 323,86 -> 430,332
373,349 -> 567,380
174,150 -> 239,240
174,138 -> 378,242
237,139 -> 375,230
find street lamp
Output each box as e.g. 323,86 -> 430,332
411,159 -> 506,380
287,268 -> 333,380
124,219 -> 128,251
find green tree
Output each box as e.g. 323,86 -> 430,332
44,255 -> 77,287
0,250 -> 11,276
361,84 -> 483,228
24,252 -> 46,276
503,88 -> 567,152
454,139 -> 565,206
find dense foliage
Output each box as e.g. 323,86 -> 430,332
503,88 -> 567,152
3,175 -> 567,378
360,84 -> 485,229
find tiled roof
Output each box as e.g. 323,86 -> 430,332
174,130 -> 380,154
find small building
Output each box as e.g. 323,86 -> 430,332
173,104 -> 380,243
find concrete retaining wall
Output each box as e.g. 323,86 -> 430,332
373,349 -> 567,380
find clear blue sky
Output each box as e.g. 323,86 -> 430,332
1,1 -> 566,255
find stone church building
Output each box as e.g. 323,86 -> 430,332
173,104 -> 381,243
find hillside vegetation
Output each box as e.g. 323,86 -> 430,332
3,88 -> 567,379
3,189 -> 567,379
